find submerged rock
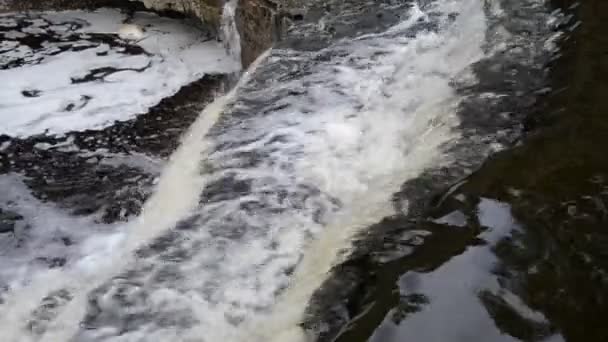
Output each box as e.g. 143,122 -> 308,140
0,208 -> 22,233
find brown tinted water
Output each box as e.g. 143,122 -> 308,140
335,0 -> 608,340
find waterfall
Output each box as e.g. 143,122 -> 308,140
220,0 -> 242,67
0,0 -> 562,341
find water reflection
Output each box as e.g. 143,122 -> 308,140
332,0 -> 608,340
369,199 -> 563,342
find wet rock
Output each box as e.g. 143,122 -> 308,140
0,74 -> 226,223
0,222 -> 13,234
0,0 -> 148,13
0,208 -> 23,233
35,256 -> 67,268
132,0 -> 223,30
236,0 -> 282,67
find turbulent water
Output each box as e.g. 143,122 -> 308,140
0,0 -> 564,341
220,0 -> 241,68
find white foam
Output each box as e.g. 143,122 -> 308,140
117,24 -> 145,40
0,175 -> 124,288
0,9 -> 239,137
0,49 -> 269,342
0,174 -> 127,339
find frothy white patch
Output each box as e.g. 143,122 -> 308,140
0,9 -> 239,137
117,24 -> 144,40
0,175 -> 127,332
0,50 -> 270,342
0,175 -> 112,283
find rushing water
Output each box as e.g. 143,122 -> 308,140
322,1 -> 607,341
220,0 -> 241,68
0,0 -> 569,341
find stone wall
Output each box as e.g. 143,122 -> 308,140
135,0 -> 293,67
132,0 -> 223,34
236,0 -> 279,67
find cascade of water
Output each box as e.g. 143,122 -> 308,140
0,35 -> 269,340
220,0 -> 242,67
0,0 -> 563,340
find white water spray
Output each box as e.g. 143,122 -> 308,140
0,48 -> 270,342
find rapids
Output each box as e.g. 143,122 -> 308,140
0,0 -> 564,341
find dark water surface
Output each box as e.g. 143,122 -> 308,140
333,0 -> 608,341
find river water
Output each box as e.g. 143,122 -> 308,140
1,0 -> 603,341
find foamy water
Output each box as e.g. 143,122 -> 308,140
220,0 -> 242,68
0,0 -> 562,341
0,8 -> 239,137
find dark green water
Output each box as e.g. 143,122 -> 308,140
337,0 -> 608,340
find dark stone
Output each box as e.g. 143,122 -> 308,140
21,89 -> 42,97
0,221 -> 15,233
0,75 -> 226,223
0,209 -> 23,233
236,0 -> 282,67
